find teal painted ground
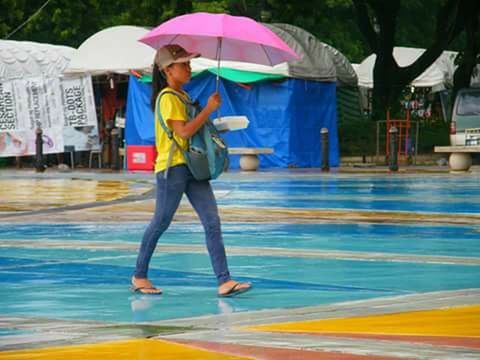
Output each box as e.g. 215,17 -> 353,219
1,174 -> 479,323
214,174 -> 480,213
1,222 -> 479,323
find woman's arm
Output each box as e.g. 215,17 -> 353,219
168,93 -> 221,139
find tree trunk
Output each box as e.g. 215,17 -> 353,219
452,2 -> 480,99
372,53 -> 401,119
367,1 -> 401,118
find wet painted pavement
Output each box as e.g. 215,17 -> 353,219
0,168 -> 479,359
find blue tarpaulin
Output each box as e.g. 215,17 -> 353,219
125,73 -> 339,168
125,76 -> 155,145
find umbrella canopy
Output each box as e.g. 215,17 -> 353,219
139,12 -> 299,66
64,26 -> 155,75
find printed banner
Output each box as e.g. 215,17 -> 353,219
0,128 -> 64,157
0,75 -> 99,157
61,77 -> 97,127
0,82 -> 18,131
61,77 -> 100,151
63,125 -> 100,152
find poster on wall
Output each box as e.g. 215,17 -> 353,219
0,75 -> 98,157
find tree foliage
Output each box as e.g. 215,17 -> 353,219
0,0 -> 27,39
1,0 -> 478,120
1,0 -> 473,62
0,0 -> 192,46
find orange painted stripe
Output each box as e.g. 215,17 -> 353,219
0,338 -> 248,360
249,305 -> 480,338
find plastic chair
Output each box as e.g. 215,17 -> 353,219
89,148 -> 102,168
119,146 -> 126,169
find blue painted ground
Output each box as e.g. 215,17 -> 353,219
1,222 -> 479,323
2,222 -> 480,257
215,175 -> 480,213
0,329 -> 31,336
0,174 -> 479,323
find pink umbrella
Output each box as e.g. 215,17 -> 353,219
139,12 -> 299,66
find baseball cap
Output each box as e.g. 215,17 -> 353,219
155,44 -> 200,69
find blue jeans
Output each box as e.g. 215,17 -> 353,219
134,164 -> 231,285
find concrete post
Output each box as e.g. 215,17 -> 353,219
103,120 -> 113,167
35,127 -> 45,173
321,127 -> 329,172
389,126 -> 399,172
110,128 -> 120,170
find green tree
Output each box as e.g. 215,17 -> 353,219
0,0 -> 27,39
3,0 -> 105,46
228,0 -> 263,19
0,0 -> 192,47
194,1 -> 229,13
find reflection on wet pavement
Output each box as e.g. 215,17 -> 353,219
0,179 -> 151,212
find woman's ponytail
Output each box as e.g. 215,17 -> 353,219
151,63 -> 167,111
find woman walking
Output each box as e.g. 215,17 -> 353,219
132,44 -> 251,297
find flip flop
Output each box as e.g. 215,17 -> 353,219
218,282 -> 251,298
131,277 -> 162,295
130,285 -> 162,295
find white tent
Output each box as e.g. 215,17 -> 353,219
356,47 -> 457,91
0,40 -> 75,81
0,40 -> 98,157
64,26 -> 155,75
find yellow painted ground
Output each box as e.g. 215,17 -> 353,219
0,179 -> 151,212
0,338 -> 249,360
250,305 -> 480,337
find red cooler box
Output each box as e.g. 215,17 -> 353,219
127,145 -> 157,171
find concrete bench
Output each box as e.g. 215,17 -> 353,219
228,147 -> 274,171
434,145 -> 480,172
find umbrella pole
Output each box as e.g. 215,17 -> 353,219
215,37 -> 222,121
216,37 -> 222,92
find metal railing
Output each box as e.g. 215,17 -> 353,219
376,120 -> 419,165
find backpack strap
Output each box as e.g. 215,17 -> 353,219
156,90 -> 189,139
156,90 -> 190,179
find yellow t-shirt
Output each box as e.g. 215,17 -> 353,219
154,88 -> 190,173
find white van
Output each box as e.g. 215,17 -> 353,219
450,88 -> 480,145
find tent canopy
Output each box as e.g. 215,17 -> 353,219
356,47 -> 458,90
0,40 -> 75,81
64,26 -> 155,75
191,57 -> 289,79
266,23 -> 357,85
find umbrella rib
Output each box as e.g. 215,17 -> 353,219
169,34 -> 179,45
261,44 -> 274,66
